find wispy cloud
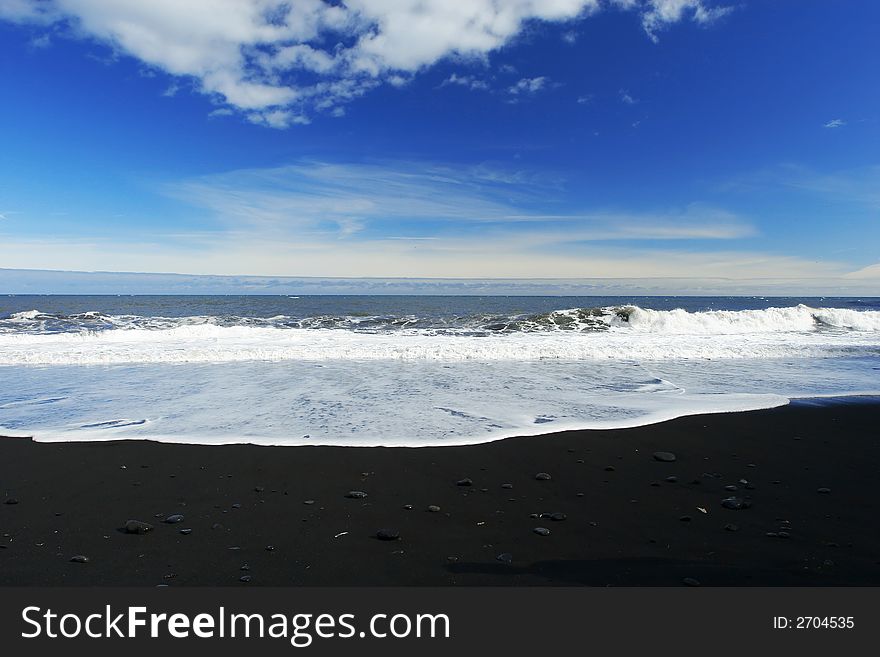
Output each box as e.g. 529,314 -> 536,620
619,89 -> 637,105
640,0 -> 734,43
725,164 -> 880,210
824,118 -> 846,129
508,77 -> 549,95
440,73 -> 490,91
0,0 -> 734,127
163,161 -> 755,244
0,233 -> 853,283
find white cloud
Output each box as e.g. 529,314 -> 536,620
824,118 -> 846,129
0,234 -> 853,283
29,32 -> 51,48
641,0 -> 733,43
509,76 -> 548,95
153,161 -> 759,265
843,262 -> 880,279
0,0 -> 733,126
619,88 -> 637,104
441,73 -> 490,91
576,94 -> 594,104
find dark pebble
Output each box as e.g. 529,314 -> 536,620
254,486 -> 265,493
721,496 -> 751,510
682,577 -> 701,587
164,514 -> 184,524
724,485 -> 738,491
124,520 -> 153,534
402,504 -> 413,510
549,512 -> 567,521
534,473 -> 552,481
265,545 -> 275,551
345,490 -> 368,499
653,451 -> 677,462
496,553 -> 513,564
179,528 -> 192,535
501,483 -> 514,489
604,466 -> 615,472
427,505 -> 441,513
4,498 -> 18,505
239,575 -> 252,583
456,478 -> 473,487
303,500 -> 315,505
376,529 -> 400,541
680,515 -> 692,522
817,487 -> 831,494
724,523 -> 739,532
69,555 -> 89,563
533,527 -> 551,536
665,476 -> 678,483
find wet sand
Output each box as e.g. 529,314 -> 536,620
1,399 -> 879,586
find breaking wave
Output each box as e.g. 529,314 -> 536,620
0,305 -> 878,365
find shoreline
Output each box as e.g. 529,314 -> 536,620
12,393 -> 880,449
2,400 -> 879,586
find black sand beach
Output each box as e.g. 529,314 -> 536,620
1,400 -> 878,586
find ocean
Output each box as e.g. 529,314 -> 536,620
1,295 -> 879,446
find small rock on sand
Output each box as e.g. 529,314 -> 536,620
653,452 -> 677,462
427,505 -> 441,513
721,496 -> 751,510
497,553 -> 513,564
535,473 -> 552,481
164,514 -> 184,524
501,483 -> 514,489
456,478 -> 473,487
345,490 -> 368,499
376,529 -> 400,541
817,487 -> 832,494
533,527 -> 551,536
682,577 -> 701,587
124,520 -> 153,534
69,555 -> 89,563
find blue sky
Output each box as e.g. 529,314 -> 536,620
0,0 -> 878,291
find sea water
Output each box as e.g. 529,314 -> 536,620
1,295 -> 878,446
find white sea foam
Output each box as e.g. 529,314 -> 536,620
9,309 -> 43,320
1,304 -> 878,447
614,304 -> 880,333
0,305 -> 878,365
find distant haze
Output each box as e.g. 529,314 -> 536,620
1,268 -> 877,297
